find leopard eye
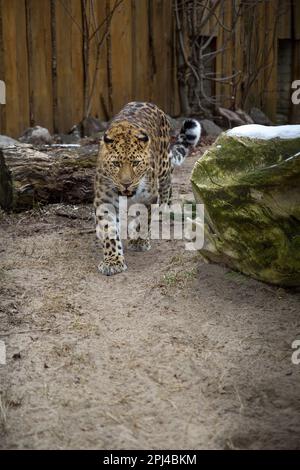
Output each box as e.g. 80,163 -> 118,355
104,134 -> 114,144
137,133 -> 149,142
112,160 -> 120,168
132,160 -> 141,167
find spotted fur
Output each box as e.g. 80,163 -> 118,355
94,102 -> 200,275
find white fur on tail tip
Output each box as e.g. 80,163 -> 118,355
182,119 -> 201,146
170,118 -> 201,167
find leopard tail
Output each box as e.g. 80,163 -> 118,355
170,119 -> 201,167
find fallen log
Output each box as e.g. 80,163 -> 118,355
0,144 -> 98,211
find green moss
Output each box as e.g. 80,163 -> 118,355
191,132 -> 300,286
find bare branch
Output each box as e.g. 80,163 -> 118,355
58,0 -> 82,32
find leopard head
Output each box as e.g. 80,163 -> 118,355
99,121 -> 151,196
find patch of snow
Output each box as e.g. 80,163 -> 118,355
42,144 -> 81,148
226,124 -> 300,140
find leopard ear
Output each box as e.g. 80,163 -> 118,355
137,133 -> 149,143
103,133 -> 114,144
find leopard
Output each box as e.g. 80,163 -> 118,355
94,101 -> 201,276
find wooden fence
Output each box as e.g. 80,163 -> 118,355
0,0 -> 179,137
0,0 -> 299,137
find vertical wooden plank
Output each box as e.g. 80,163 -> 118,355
151,0 -> 172,112
15,0 -> 30,134
110,0 -> 132,114
0,0 -> 6,134
16,1 -> 30,135
131,0 -> 137,100
245,3 -> 258,109
149,0 -> 161,107
71,0 -> 84,123
215,2 -> 223,107
242,1 -> 262,111
55,0 -> 74,131
131,0 -> 149,103
26,0 -> 53,131
1,0 -> 30,137
263,0 -> 278,120
293,0 -> 300,39
290,0 -> 300,122
147,0 -> 155,106
171,5 -> 180,116
277,0 -> 291,39
220,0 -> 233,108
256,0 -> 266,109
234,0 -> 243,108
290,40 -> 300,123
87,0 -> 109,119
55,0 -> 84,132
1,1 -> 18,136
164,0 -> 173,113
106,0 -> 113,116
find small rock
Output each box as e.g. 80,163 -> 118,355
217,107 -> 245,128
0,135 -> 21,148
235,108 -> 254,124
249,107 -> 273,126
199,119 -> 222,138
19,126 -> 53,145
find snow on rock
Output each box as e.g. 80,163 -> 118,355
226,124 -> 300,140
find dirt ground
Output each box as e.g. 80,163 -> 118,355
1,150 -> 300,450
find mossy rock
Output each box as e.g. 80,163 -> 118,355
191,126 -> 300,286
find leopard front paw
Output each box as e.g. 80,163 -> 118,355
98,258 -> 127,276
128,238 -> 151,252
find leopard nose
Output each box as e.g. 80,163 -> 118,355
122,182 -> 132,189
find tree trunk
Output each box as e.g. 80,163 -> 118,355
0,145 -> 98,212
